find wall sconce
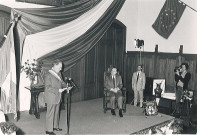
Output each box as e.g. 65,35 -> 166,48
134,39 -> 144,48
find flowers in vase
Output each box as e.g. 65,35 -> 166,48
21,59 -> 43,83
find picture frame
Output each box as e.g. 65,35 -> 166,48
152,79 -> 165,95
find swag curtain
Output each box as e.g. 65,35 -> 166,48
12,0 -> 102,60
13,0 -> 125,111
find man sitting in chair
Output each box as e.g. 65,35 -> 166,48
105,67 -> 123,117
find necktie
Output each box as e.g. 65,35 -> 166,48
136,73 -> 139,83
112,76 -> 115,88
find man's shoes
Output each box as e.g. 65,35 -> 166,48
119,109 -> 123,117
46,131 -> 56,135
111,109 -> 116,115
53,128 -> 62,131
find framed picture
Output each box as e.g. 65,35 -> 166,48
152,79 -> 165,95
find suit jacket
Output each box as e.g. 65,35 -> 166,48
44,71 -> 66,104
132,71 -> 146,91
105,74 -> 123,90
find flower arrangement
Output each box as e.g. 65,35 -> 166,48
0,122 -> 18,134
148,119 -> 183,135
21,59 -> 43,84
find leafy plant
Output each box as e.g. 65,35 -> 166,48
21,59 -> 43,82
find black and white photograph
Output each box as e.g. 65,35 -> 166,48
0,0 -> 197,134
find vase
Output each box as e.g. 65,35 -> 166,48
30,75 -> 38,86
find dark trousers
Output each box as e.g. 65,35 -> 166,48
109,91 -> 123,109
175,86 -> 183,113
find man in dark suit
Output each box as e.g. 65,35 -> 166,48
132,64 -> 146,108
44,59 -> 72,135
105,67 -> 123,117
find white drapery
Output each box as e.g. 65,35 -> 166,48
0,22 -> 17,118
19,0 -> 113,111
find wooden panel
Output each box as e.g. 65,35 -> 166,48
84,47 -> 96,100
125,51 -> 197,102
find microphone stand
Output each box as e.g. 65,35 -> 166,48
66,88 -> 72,135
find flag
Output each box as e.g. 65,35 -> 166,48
152,0 -> 186,39
0,22 -> 17,119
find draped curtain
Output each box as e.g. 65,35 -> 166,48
11,0 -> 125,111
0,22 -> 17,118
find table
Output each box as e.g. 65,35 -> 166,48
25,85 -> 44,119
160,93 -> 176,114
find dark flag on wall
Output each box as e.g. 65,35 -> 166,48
152,0 -> 186,39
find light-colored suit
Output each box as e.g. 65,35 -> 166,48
132,71 -> 146,106
44,71 -> 67,132
105,74 -> 123,109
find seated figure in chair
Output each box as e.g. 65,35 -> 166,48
104,67 -> 123,117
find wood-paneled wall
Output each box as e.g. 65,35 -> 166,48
124,51 -> 197,103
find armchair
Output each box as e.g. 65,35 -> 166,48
103,67 -> 127,113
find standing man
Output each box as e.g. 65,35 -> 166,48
132,65 -> 146,108
175,63 -> 191,114
44,59 -> 72,135
105,67 -> 123,117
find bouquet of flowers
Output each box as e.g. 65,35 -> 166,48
21,59 -> 43,84
0,122 -> 18,134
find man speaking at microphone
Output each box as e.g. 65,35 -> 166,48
44,59 -> 72,135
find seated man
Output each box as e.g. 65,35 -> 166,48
104,67 -> 123,117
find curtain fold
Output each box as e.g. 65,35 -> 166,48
39,0 -> 125,71
12,0 -> 101,34
0,22 -> 17,118
11,0 -> 101,60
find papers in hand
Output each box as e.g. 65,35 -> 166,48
59,87 -> 73,93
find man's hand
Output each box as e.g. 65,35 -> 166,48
110,88 -> 119,93
59,87 -> 72,93
176,71 -> 180,75
59,88 -> 65,93
66,87 -> 73,93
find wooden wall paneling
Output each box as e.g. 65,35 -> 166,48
84,47 -> 96,100
62,56 -> 86,103
70,58 -> 85,102
125,52 -> 197,101
105,26 -> 114,68
96,41 -> 106,98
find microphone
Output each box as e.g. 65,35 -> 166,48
65,77 -> 77,88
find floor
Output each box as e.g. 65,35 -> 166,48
7,98 -> 175,135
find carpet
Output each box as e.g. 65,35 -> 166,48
9,98 -> 174,134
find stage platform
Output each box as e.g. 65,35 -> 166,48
10,98 -> 174,134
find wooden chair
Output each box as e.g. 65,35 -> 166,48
103,67 -> 127,113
